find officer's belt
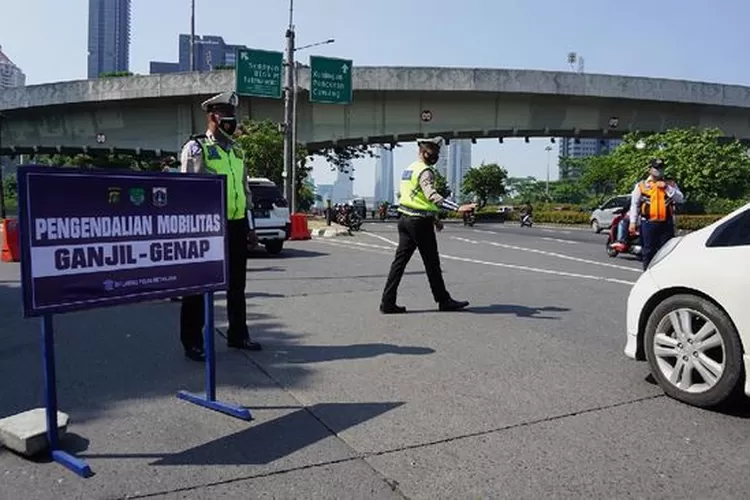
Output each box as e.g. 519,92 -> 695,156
398,207 -> 438,218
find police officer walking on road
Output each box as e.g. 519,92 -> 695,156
380,137 -> 476,314
628,158 -> 684,270
178,91 -> 261,361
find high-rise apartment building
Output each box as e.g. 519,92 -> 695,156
149,35 -> 247,74
447,139 -> 472,199
87,0 -> 131,78
0,46 -> 26,89
557,137 -> 622,179
373,146 -> 395,204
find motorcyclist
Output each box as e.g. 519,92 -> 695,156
520,201 -> 533,224
611,198 -> 633,252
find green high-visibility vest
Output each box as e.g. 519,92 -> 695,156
197,139 -> 247,220
397,161 -> 439,215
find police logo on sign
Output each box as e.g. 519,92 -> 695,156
108,187 -> 121,204
129,187 -> 145,206
608,117 -> 619,129
152,187 -> 168,207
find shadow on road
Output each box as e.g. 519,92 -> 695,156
404,303 -> 570,318
248,248 -> 329,260
78,402 -> 403,466
468,304 -> 571,319
251,270 -> 423,282
264,342 -> 435,364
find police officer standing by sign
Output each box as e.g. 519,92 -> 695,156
179,91 -> 261,361
628,158 -> 684,270
381,137 -> 476,314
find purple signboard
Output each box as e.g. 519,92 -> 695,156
17,166 -> 228,317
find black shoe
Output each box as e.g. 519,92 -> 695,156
184,346 -> 206,362
380,304 -> 407,314
438,298 -> 470,312
228,338 -> 263,351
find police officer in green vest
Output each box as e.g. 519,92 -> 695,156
178,91 -> 261,361
381,137 -> 476,314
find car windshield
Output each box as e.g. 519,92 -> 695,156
249,184 -> 287,208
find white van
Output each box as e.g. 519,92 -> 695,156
247,177 -> 290,255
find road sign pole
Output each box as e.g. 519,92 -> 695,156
282,28 -> 295,206
291,62 -> 299,214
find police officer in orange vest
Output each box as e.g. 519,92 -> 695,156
178,91 -> 262,361
627,159 -> 684,270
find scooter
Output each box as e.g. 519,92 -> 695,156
606,209 -> 642,258
520,213 -> 533,227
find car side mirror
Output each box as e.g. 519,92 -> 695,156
612,207 -> 624,215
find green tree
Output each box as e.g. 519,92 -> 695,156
575,154 -> 627,205
461,162 -> 508,208
608,128 -> 750,207
434,170 -> 451,198
548,180 -> 588,205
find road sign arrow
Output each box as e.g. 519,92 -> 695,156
341,64 -> 348,74
241,52 -> 248,61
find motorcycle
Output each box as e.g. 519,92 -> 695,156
606,209 -> 642,258
463,209 -> 476,227
520,213 -> 533,227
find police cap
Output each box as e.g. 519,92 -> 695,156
650,158 -> 665,170
417,136 -> 444,149
201,91 -> 239,113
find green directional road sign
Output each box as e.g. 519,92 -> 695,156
309,56 -> 353,105
235,48 -> 284,99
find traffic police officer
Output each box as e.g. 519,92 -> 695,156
380,137 -> 476,314
628,158 -> 684,270
179,91 -> 261,361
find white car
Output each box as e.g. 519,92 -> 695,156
591,195 -> 631,233
247,178 -> 290,255
625,202 -> 750,408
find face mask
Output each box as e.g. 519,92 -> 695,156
219,117 -> 237,136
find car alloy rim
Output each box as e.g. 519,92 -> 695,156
653,308 -> 725,394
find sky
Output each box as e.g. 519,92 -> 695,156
3,0 -> 750,197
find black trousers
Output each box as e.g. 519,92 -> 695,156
640,219 -> 674,270
180,218 -> 249,350
382,215 -> 451,305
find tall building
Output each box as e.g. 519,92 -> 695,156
0,46 -> 26,89
87,0 -> 131,78
373,146 -> 395,204
331,164 -> 354,203
558,137 -> 622,179
150,35 -> 247,74
447,139 -> 472,199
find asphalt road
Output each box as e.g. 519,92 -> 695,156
1,221 -> 748,500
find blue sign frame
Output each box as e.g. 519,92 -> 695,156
15,165 -> 253,479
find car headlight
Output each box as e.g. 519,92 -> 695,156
648,236 -> 683,269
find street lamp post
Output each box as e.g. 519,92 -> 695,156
282,0 -> 296,209
189,0 -> 196,72
544,145 -> 553,197
0,113 -> 5,220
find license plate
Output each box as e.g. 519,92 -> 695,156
253,209 -> 269,218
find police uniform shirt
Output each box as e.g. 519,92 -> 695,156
416,168 -> 460,211
179,129 -> 253,206
628,178 -> 684,223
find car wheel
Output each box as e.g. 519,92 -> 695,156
265,240 -> 284,255
591,219 -> 601,233
644,294 -> 744,408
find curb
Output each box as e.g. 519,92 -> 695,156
309,227 -> 352,238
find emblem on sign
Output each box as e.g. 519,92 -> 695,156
608,117 -> 619,129
107,187 -> 121,204
152,187 -> 168,207
421,110 -> 432,122
129,187 -> 145,206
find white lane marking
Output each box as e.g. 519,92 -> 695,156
541,237 -> 578,245
315,239 -> 394,256
346,233 -> 634,286
451,236 -> 640,273
364,231 -> 399,246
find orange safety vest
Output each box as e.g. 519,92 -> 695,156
638,181 -> 672,222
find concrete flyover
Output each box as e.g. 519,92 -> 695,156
2,67 -> 750,155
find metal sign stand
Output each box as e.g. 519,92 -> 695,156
41,315 -> 93,478
176,293 -> 254,420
